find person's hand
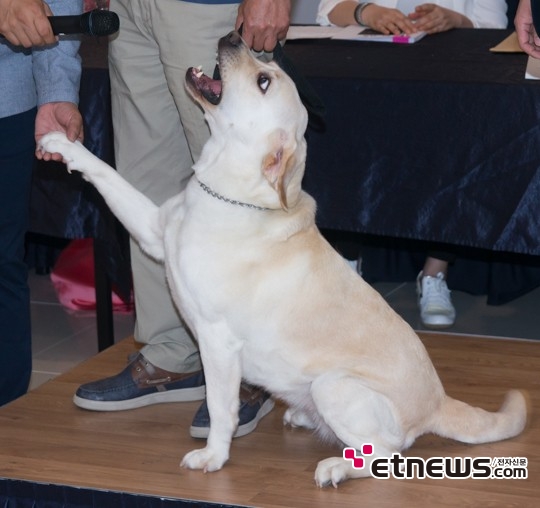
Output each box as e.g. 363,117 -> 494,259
236,0 -> 290,52
0,0 -> 55,47
362,5 -> 417,35
515,0 -> 540,58
35,102 -> 83,161
408,4 -> 470,34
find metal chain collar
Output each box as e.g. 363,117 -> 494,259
197,179 -> 271,211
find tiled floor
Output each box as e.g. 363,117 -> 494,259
28,267 -> 540,391
29,270 -> 135,390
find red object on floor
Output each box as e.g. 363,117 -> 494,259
51,239 -> 133,313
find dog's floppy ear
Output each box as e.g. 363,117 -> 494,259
262,129 -> 296,211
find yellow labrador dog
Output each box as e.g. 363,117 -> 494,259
39,31 -> 527,487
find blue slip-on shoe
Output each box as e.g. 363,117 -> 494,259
190,383 -> 274,439
73,353 -> 205,411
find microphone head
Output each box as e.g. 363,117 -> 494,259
82,9 -> 120,37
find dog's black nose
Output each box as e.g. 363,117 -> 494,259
222,30 -> 243,48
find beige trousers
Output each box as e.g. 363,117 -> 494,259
109,0 -> 239,373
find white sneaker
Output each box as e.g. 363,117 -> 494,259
416,271 -> 456,329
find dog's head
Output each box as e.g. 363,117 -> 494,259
185,31 -> 308,210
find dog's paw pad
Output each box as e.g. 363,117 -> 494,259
180,448 -> 227,473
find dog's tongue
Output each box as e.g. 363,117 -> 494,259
191,67 -> 222,103
207,77 -> 222,97
199,72 -> 221,93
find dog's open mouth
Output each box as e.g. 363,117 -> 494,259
186,66 -> 222,106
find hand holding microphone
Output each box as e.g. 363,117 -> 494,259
0,3 -> 119,48
0,0 -> 54,47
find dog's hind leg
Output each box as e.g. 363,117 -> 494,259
39,132 -> 165,261
310,372 -> 404,487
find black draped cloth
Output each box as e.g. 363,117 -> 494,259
284,29 -> 540,303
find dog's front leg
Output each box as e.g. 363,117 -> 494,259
181,329 -> 242,473
39,132 -> 165,261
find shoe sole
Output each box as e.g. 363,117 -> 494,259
73,385 -> 206,411
421,320 -> 455,329
190,398 -> 275,439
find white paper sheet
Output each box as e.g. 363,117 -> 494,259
286,25 -> 426,44
525,55 -> 540,79
286,25 -> 345,40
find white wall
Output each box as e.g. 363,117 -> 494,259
290,0 -> 318,24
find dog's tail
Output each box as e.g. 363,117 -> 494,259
429,390 -> 527,444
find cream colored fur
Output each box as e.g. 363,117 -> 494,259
39,32 -> 527,488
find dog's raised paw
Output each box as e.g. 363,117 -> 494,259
39,132 -> 73,159
180,447 -> 228,473
39,132 -> 94,174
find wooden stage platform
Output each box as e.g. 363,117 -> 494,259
0,333 -> 538,507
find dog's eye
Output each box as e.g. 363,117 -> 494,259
257,74 -> 271,93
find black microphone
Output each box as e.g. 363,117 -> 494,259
0,9 -> 119,39
48,9 -> 119,36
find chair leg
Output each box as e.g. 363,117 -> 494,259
93,238 -> 115,351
